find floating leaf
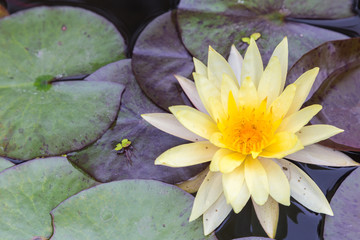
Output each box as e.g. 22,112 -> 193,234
323,167 -> 360,239
177,0 -> 350,66
51,180 -> 217,240
132,11 -> 194,110
288,38 -> 360,151
0,157 -> 13,172
0,6 -> 126,160
0,157 -> 97,239
68,60 -> 206,183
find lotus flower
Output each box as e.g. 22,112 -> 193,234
142,37 -> 358,238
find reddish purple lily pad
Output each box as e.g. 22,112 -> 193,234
177,0 -> 351,67
68,59 -> 206,183
288,38 -> 360,151
323,167 -> 360,239
132,11 -> 194,110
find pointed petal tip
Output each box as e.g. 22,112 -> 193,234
322,206 -> 334,216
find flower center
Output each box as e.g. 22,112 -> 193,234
219,103 -> 276,155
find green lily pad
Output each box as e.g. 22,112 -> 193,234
323,167 -> 360,239
0,6 -> 126,160
177,0 -> 350,67
288,38 -> 360,151
50,180 -> 217,240
68,60 -> 206,183
132,11 -> 194,110
0,157 -> 14,172
0,157 -> 97,239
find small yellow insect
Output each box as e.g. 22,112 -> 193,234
242,32 -> 261,44
114,139 -> 134,166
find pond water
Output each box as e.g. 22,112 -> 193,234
4,0 -> 360,239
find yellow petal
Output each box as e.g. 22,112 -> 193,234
258,157 -> 290,206
231,180 -> 250,213
240,38 -> 263,87
209,132 -> 227,148
155,141 -> 218,167
208,46 -> 237,86
222,164 -> 245,203
193,72 -> 221,116
219,152 -> 246,173
203,193 -> 232,235
141,113 -> 205,142
210,148 -> 234,172
270,36 -> 288,92
193,57 -> 207,76
190,171 -> 223,221
238,76 -> 258,107
252,196 -> 279,239
221,74 -> 239,114
175,74 -> 208,113
275,158 -> 333,215
170,105 -> 218,140
257,56 -> 282,106
297,124 -> 344,146
261,132 -> 302,159
286,67 -> 319,116
287,144 -> 359,166
208,96 -> 227,124
244,157 -> 269,205
277,104 -> 322,133
227,44 -> 243,84
177,167 -> 209,194
269,84 -> 296,120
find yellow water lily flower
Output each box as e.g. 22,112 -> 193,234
142,37 -> 359,238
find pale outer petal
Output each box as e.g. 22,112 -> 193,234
175,74 -> 208,113
269,84 -> 296,120
176,166 -> 209,194
238,77 -> 259,108
274,158 -> 333,215
258,157 -> 290,206
252,196 -> 279,239
142,113 -> 205,142
222,164 -> 245,203
286,144 -> 359,166
269,36 -> 288,92
155,141 -> 218,167
189,170 -> 223,221
169,105 -> 218,140
245,157 -> 269,205
228,44 -> 243,85
193,72 -> 221,117
240,38 -> 264,87
286,67 -> 319,117
257,55 -> 282,106
207,46 -> 237,87
296,125 -> 344,146
193,57 -> 207,76
276,104 -> 322,133
231,180 -> 250,213
203,193 -> 232,235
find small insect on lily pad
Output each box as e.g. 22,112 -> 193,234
177,0 -> 350,66
68,60 -> 207,184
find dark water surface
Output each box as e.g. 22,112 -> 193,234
3,0 -> 360,239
